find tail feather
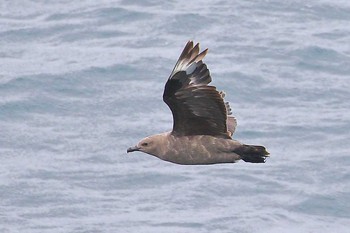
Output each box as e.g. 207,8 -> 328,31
234,145 -> 269,163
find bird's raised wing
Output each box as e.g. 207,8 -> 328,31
163,41 -> 232,139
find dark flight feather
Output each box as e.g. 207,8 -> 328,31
163,41 -> 231,138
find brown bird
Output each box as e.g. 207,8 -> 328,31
127,41 -> 269,165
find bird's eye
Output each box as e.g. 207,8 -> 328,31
141,142 -> 148,146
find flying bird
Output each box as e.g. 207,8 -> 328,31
127,41 -> 269,165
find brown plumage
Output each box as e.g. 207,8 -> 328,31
127,41 -> 269,165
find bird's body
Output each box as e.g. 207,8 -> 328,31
127,41 -> 269,165
136,133 -> 241,165
129,132 -> 267,165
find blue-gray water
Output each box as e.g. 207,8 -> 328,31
1,0 -> 350,232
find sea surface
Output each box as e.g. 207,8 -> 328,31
1,0 -> 350,232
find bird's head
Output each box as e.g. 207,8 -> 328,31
127,134 -> 164,156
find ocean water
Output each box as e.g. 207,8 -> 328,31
1,0 -> 350,232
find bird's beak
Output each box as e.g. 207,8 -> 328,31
127,145 -> 140,153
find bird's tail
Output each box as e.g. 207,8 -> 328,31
234,144 -> 269,163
